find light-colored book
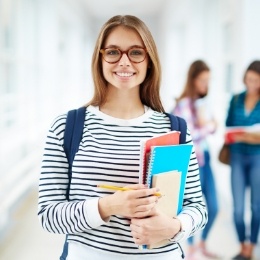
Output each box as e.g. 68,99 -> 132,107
148,170 -> 181,249
152,170 -> 181,217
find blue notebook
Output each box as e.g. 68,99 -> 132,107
146,144 -> 193,214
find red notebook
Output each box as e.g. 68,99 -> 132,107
225,128 -> 245,144
224,124 -> 260,144
138,131 -> 180,184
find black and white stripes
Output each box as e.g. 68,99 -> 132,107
38,106 -> 207,255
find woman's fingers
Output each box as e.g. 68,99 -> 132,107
124,187 -> 160,199
124,184 -> 148,190
110,186 -> 160,218
130,225 -> 148,245
123,184 -> 160,197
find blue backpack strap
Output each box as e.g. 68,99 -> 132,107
61,106 -> 86,260
64,109 -> 77,162
165,112 -> 187,144
64,106 -> 86,200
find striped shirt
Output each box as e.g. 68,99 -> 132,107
226,91 -> 260,154
38,105 -> 207,257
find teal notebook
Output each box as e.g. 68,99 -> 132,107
146,144 -> 193,213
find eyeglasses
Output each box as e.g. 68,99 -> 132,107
100,47 -> 147,64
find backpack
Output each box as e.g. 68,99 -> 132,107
59,106 -> 187,260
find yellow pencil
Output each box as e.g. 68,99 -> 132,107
97,184 -> 162,197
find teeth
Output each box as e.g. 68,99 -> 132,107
116,72 -> 133,77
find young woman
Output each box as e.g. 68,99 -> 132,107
225,60 -> 260,260
38,15 -> 207,260
172,60 -> 219,259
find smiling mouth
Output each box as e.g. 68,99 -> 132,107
115,72 -> 135,77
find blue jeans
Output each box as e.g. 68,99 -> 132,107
230,153 -> 260,244
188,150 -> 218,244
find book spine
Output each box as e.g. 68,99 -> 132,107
140,147 -> 154,249
145,149 -> 155,188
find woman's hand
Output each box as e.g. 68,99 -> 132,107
98,184 -> 159,219
130,210 -> 181,246
234,132 -> 260,144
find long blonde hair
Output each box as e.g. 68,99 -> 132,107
87,15 -> 164,112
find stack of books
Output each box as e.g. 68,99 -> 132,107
138,131 -> 193,249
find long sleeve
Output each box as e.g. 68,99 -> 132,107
176,128 -> 208,241
37,115 -> 107,234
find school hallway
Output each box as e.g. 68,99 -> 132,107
0,149 -> 259,260
1,0 -> 260,259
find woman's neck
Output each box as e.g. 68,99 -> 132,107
100,86 -> 145,119
245,91 -> 259,112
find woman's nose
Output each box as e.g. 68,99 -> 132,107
119,53 -> 131,66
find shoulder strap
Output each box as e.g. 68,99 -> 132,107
64,106 -> 86,199
165,112 -> 187,144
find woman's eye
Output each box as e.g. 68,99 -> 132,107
106,49 -> 120,56
130,49 -> 143,56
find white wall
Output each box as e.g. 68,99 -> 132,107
0,0 -> 93,235
159,0 -> 260,109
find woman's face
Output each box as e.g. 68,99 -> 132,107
244,70 -> 260,94
194,71 -> 210,98
101,26 -> 149,91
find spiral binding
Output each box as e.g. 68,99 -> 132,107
145,148 -> 156,187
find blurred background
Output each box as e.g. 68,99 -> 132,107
0,0 -> 260,259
